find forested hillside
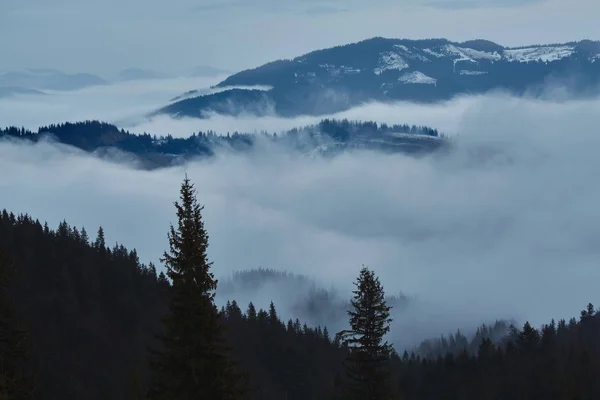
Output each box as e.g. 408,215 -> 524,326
1,178 -> 600,399
0,119 -> 444,169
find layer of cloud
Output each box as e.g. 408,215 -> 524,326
0,74 -> 476,137
0,76 -> 226,131
2,91 -> 600,349
1,0 -> 597,75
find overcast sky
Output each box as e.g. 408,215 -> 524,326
1,0 -> 598,75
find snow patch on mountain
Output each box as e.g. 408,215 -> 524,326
442,45 -> 480,71
456,47 -> 502,62
342,66 -> 361,74
318,64 -> 361,79
503,46 -> 575,63
423,48 -> 444,58
393,44 -> 431,62
460,70 -> 488,76
294,71 -> 318,83
398,71 -> 437,85
374,52 -> 409,75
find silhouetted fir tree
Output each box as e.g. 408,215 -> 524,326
80,227 -> 89,244
258,310 -> 268,325
94,226 -> 106,251
246,302 -> 257,322
516,322 -> 540,355
226,300 -> 243,320
148,176 -> 247,400
337,266 -> 393,400
0,252 -> 35,400
268,302 -> 279,325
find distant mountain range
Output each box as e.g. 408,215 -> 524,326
0,119 -> 446,169
0,69 -> 107,92
0,65 -> 230,95
157,37 -> 600,119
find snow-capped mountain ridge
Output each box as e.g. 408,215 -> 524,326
157,37 -> 600,119
291,41 -> 589,79
223,38 -> 598,84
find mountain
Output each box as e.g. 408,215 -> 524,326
0,119 -> 446,169
0,69 -> 107,91
157,37 -> 600,118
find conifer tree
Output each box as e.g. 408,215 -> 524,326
94,226 -> 106,251
246,302 -> 257,321
336,266 -> 393,400
0,252 -> 35,400
80,227 -> 89,245
268,301 -> 278,325
148,176 -> 247,400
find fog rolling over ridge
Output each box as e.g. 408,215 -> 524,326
1,88 -> 600,350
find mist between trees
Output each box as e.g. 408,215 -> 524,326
0,177 -> 599,400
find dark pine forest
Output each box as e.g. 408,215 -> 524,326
1,177 -> 600,400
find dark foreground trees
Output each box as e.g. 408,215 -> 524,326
0,252 -> 35,400
1,185 -> 600,399
336,266 -> 394,400
148,176 -> 247,400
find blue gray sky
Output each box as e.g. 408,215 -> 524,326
1,0 -> 597,75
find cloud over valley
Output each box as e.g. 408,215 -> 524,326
2,84 -> 600,349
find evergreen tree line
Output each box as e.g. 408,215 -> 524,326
0,118 -> 441,168
217,267 -> 413,333
1,178 -> 599,399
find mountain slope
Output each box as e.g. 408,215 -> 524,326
158,37 -> 600,118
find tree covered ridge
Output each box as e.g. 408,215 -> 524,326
1,172 -> 600,399
0,118 -> 442,168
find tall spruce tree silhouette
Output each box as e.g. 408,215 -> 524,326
148,175 -> 247,400
336,266 -> 393,400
